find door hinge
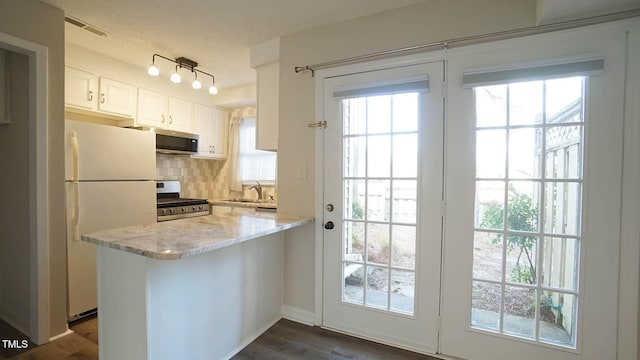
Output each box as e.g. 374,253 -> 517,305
440,201 -> 446,217
441,81 -> 447,98
436,315 -> 442,333
308,120 -> 327,129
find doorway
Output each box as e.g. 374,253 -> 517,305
320,62 -> 444,354
0,32 -> 50,345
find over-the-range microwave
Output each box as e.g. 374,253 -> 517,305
142,128 -> 199,155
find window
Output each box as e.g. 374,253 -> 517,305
238,117 -> 277,183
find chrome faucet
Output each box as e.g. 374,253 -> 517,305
249,182 -> 262,201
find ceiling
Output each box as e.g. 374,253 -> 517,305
40,0 -> 429,89
40,0 -> 640,91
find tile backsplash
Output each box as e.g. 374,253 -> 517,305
156,154 -> 276,201
156,154 -> 229,199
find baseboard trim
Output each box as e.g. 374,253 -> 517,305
222,316 -> 281,360
49,328 -> 73,342
281,305 -> 315,326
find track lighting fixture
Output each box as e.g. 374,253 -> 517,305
147,54 -> 217,95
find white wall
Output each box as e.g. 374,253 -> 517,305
0,0 -> 66,339
277,0 -> 536,317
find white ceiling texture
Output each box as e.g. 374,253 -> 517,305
40,0 -> 640,91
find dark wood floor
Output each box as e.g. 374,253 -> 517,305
1,316 -> 440,360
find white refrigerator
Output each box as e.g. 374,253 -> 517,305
65,120 -> 156,320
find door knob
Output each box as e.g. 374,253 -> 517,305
324,221 -> 335,230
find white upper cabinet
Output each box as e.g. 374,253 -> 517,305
65,67 -> 136,118
137,89 -> 194,133
65,67 -> 98,111
251,38 -> 280,151
98,77 -> 137,118
137,88 -> 168,128
255,62 -> 279,151
167,97 -> 194,133
193,104 -> 228,160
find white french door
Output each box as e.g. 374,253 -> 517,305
321,62 -> 444,354
440,22 -> 628,360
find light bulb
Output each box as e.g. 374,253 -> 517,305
192,78 -> 202,90
170,71 -> 181,84
208,85 -> 218,95
147,64 -> 159,76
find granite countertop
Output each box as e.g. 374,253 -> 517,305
209,199 -> 277,209
81,207 -> 313,260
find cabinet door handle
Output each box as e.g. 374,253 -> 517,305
100,93 -> 106,104
88,91 -> 93,101
169,116 -> 173,124
161,115 -> 165,123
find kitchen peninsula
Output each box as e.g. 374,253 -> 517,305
82,207 -> 313,360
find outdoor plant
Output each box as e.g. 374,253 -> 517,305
481,186 -> 538,284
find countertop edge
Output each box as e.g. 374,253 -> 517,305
82,216 -> 314,260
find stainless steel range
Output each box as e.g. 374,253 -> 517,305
156,180 -> 210,221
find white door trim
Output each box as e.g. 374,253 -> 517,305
0,31 -> 50,345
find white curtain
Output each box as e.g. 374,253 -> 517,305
227,117 -> 243,193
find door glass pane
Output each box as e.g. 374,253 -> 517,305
391,225 -> 416,269
503,286 -> 536,339
344,262 -> 364,305
505,236 -> 538,285
471,76 -> 585,348
366,223 -> 389,265
476,129 -> 506,178
545,77 -> 583,123
509,128 -> 542,179
475,181 -> 505,230
344,98 -> 367,135
471,281 -> 501,332
542,237 -> 579,291
509,81 -> 543,126
365,265 -> 389,309
539,291 -> 577,347
344,180 -> 365,220
544,182 -> 581,236
473,231 -> 503,281
341,92 -> 421,316
344,136 -> 366,178
392,93 -> 418,132
392,180 -> 416,224
475,85 -> 507,128
393,133 -> 417,178
367,95 -> 391,134
367,180 -> 390,222
368,135 -> 390,178
344,221 -> 365,260
390,270 -> 415,314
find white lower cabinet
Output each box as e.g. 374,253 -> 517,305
193,104 -> 228,159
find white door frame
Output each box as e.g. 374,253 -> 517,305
0,31 -> 49,345
313,51 -> 446,327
